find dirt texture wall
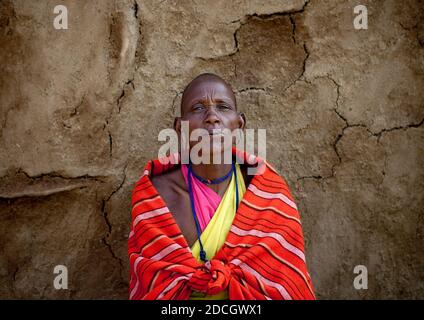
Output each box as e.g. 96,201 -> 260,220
0,0 -> 423,299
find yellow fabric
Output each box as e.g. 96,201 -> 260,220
189,164 -> 246,300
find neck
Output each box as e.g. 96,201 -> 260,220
190,163 -> 233,196
190,162 -> 232,180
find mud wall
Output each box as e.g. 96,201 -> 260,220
0,0 -> 423,299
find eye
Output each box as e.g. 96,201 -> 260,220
192,104 -> 204,111
217,104 -> 231,110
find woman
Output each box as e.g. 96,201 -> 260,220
128,73 -> 315,300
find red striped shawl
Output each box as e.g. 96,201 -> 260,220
128,150 -> 316,300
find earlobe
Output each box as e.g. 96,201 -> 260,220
239,113 -> 246,130
174,117 -> 181,134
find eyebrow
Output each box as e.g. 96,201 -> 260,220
188,97 -> 235,106
214,98 -> 234,104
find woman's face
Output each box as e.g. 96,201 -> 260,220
176,79 -> 245,161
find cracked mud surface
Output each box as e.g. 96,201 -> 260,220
0,0 -> 423,298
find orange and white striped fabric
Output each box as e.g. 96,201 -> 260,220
128,149 -> 316,300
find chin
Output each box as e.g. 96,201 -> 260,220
209,144 -> 233,164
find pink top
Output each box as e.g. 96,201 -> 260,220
181,164 -> 222,232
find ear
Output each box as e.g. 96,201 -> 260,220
238,112 -> 246,130
174,117 -> 182,135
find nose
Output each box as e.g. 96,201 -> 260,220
204,107 -> 221,125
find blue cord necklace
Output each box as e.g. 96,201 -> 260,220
190,165 -> 234,185
187,163 -> 239,262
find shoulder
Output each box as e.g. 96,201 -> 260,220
151,166 -> 187,195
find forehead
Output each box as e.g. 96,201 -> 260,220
182,79 -> 236,106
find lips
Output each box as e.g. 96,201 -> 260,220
201,127 -> 224,136
204,128 -> 225,136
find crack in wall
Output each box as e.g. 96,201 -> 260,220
280,9 -> 311,92
283,42 -> 309,92
134,0 -> 144,65
0,169 -> 107,199
289,15 -> 297,44
100,163 -> 128,272
199,0 -> 310,61
297,75 -> 424,182
17,169 -> 107,182
69,95 -> 85,117
133,0 -> 139,19
238,0 -> 310,22
108,131 -> 113,159
236,87 -> 267,93
299,113 -> 424,182
117,79 -> 135,113
373,118 -> 424,140
293,76 -> 346,181
103,1 -> 141,158
234,2 -> 311,92
104,79 -> 136,132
